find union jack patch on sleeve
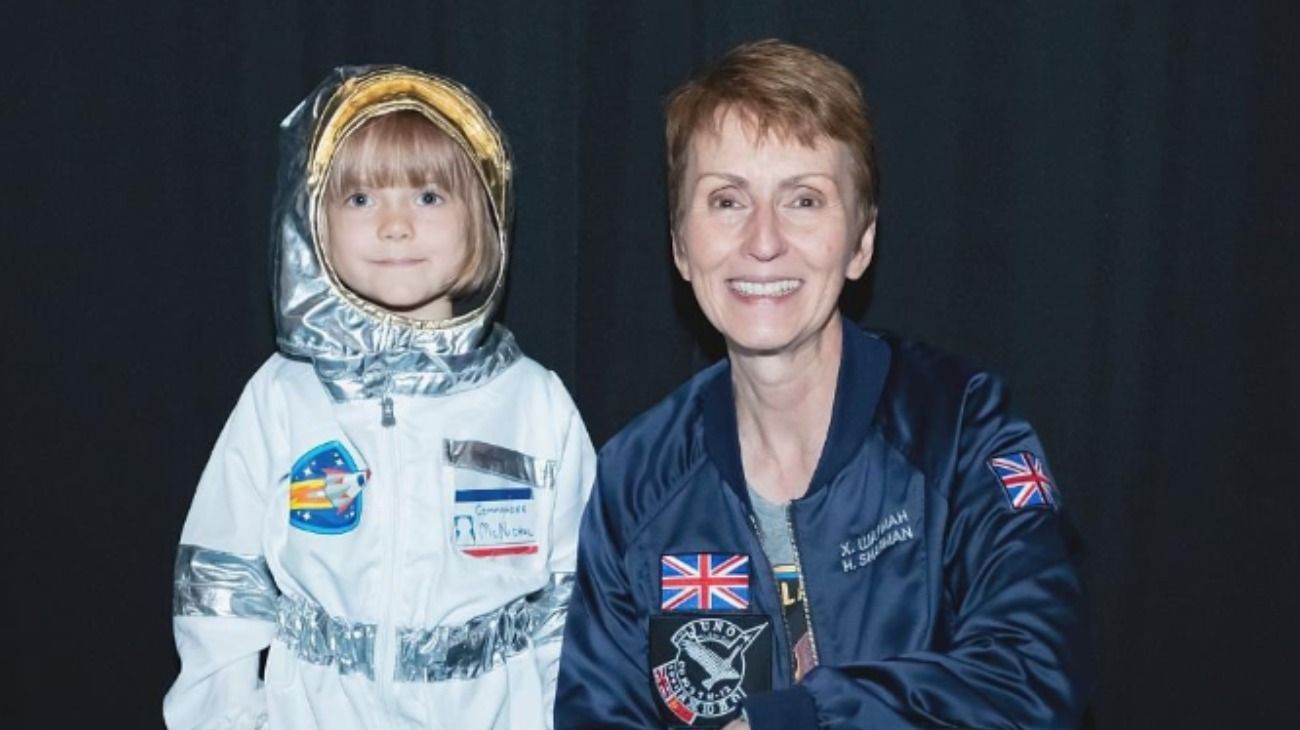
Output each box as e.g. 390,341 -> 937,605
988,451 -> 1057,511
661,553 -> 750,612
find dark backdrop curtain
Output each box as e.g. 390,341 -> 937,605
6,1 -> 1297,726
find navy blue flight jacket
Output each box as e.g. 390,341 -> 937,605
556,321 -> 1092,728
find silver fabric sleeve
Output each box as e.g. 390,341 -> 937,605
443,438 -> 557,490
275,593 -> 377,679
173,544 -> 279,621
396,572 -> 575,682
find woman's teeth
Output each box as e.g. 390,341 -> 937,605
729,279 -> 800,296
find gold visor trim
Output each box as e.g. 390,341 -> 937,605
306,69 -> 510,218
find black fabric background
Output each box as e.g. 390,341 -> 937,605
5,1 -> 1298,726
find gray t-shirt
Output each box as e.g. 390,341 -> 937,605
748,486 -> 794,566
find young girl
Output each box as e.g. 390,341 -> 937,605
164,66 -> 594,730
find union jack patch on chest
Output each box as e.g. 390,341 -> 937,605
661,553 -> 750,612
988,451 -> 1056,511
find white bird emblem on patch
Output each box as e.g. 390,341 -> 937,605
680,623 -> 765,689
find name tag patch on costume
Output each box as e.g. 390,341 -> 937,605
988,451 -> 1057,511
289,441 -> 368,535
453,488 -> 538,557
661,553 -> 750,612
650,614 -> 771,727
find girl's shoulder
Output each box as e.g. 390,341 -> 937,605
238,353 -> 330,412
250,352 -> 313,383
491,353 -> 576,408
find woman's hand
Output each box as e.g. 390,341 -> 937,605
721,720 -> 751,730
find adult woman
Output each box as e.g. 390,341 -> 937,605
558,40 -> 1090,729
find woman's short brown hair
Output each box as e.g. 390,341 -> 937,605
665,39 -> 879,228
325,110 -> 499,298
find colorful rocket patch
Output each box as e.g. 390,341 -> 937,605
452,488 -> 539,557
289,441 -> 368,534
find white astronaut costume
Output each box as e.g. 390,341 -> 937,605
163,67 -> 595,730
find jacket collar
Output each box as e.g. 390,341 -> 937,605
701,317 -> 892,505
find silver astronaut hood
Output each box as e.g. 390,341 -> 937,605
272,66 -> 520,402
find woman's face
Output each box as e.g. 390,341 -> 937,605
673,110 -> 874,358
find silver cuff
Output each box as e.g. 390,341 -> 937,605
173,544 -> 278,621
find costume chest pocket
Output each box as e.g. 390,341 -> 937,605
443,438 -> 556,559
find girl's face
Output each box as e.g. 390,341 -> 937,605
323,181 -> 470,322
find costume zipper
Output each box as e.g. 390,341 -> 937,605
375,416 -> 403,719
785,505 -> 820,668
746,511 -> 795,681
378,326 -> 397,428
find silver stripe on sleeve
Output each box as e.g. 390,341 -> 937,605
275,593 -> 377,679
396,572 -> 575,682
443,438 -> 557,489
173,544 -> 279,621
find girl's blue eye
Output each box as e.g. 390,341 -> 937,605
347,193 -> 369,207
418,191 -> 442,206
